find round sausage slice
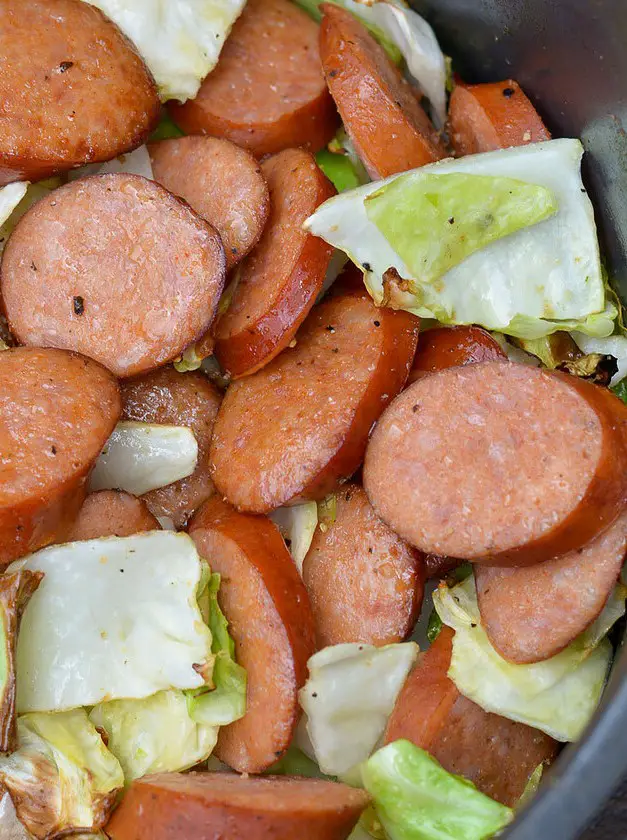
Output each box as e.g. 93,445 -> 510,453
67,491 -> 160,542
319,3 -> 446,179
384,626 -> 558,807
0,0 -> 159,185
449,80 -> 551,157
364,362 -> 627,566
150,137 -> 270,272
214,149 -> 335,378
0,347 -> 120,567
302,484 -> 424,647
169,0 -> 338,158
188,496 -> 315,773
408,325 -> 506,385
475,512 -> 627,664
210,285 -> 420,513
106,772 -> 370,840
1,174 -> 225,378
121,367 -> 222,528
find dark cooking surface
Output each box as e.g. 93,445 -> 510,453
581,776 -> 627,839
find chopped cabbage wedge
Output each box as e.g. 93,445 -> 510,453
11,533 -> 213,713
89,421 -> 198,496
433,576 -> 624,741
0,791 -> 32,840
270,502 -> 318,575
83,0 -> 246,102
299,642 -> 418,776
305,139 -> 612,339
572,330 -> 627,385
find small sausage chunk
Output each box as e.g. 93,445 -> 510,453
319,3 -> 445,179
150,136 -> 270,272
475,512 -> 627,664
121,367 -> 222,529
0,347 -> 120,567
67,491 -> 160,542
449,80 -> 551,157
302,484 -> 424,647
189,497 -> 315,773
106,772 -> 370,840
214,149 -> 335,378
384,627 -> 558,807
169,0 -> 338,158
0,0 -> 159,185
1,174 -> 225,378
365,362 -> 627,566
210,285 -> 420,513
408,325 -> 507,384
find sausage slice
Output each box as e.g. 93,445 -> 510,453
214,148 -> 335,378
1,174 -> 225,378
150,136 -> 270,272
302,484 -> 424,647
210,285 -> 420,513
0,0 -> 159,185
409,325 -> 507,384
319,3 -> 446,179
67,491 -> 160,542
188,497 -> 315,773
106,772 -> 370,840
384,626 -> 558,806
0,347 -> 120,566
121,367 -> 222,528
169,0 -> 338,158
365,362 -> 627,565
475,512 -> 627,664
449,80 -> 551,157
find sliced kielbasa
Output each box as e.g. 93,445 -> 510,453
67,490 -> 160,542
408,325 -> 506,384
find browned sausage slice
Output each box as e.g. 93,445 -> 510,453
365,362 -> 627,566
319,3 -> 446,179
150,136 -> 270,272
475,512 -> 627,664
121,367 -> 222,528
302,484 -> 424,647
1,174 -> 225,378
384,627 -> 558,806
210,285 -> 420,513
67,490 -> 160,542
106,772 -> 370,840
169,0 -> 338,158
214,148 -> 335,378
0,347 -> 120,566
188,497 -> 315,772
0,0 -> 159,185
408,325 -> 507,385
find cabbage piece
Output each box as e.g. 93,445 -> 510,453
266,744 -> 330,779
67,144 -> 154,181
433,576 -> 624,741
0,710 -> 123,839
299,642 -> 418,776
269,502 -> 318,575
572,330 -> 627,385
89,422 -> 198,496
0,791 -> 32,840
0,182 -> 34,255
305,139 -> 611,339
362,740 -> 513,840
316,149 -> 364,193
11,533 -> 213,713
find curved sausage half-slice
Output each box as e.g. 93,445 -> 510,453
365,361 -> 627,566
121,367 -> 222,528
214,149 -> 335,378
475,512 -> 627,664
1,174 -> 225,378
210,286 -> 420,513
189,497 -> 315,772
67,491 -> 160,542
150,136 -> 270,272
0,0 -> 159,185
0,347 -> 120,567
384,627 -> 558,806
449,80 -> 551,157
169,0 -> 338,158
302,484 -> 424,647
106,772 -> 370,840
319,3 -> 445,179
408,325 -> 507,384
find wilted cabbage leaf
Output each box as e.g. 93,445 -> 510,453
270,502 -> 318,575
67,144 -> 154,181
